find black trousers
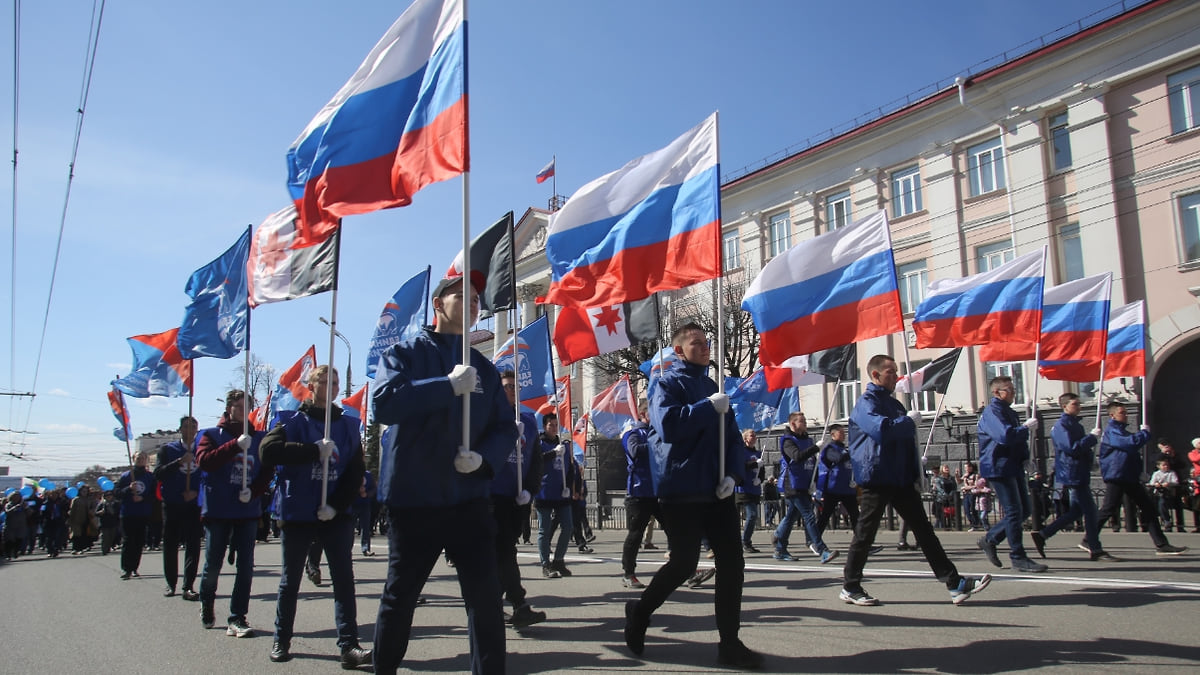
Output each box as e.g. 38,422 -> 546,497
843,485 -> 960,592
120,516 -> 147,574
1096,481 -> 1168,548
632,499 -> 743,645
491,495 -> 528,610
622,497 -> 660,576
162,501 -> 202,591
817,492 -> 859,534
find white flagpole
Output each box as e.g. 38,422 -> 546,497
1093,274 -> 1114,428
513,308 -> 523,494
811,379 -> 841,494
1028,246 -> 1049,419
713,111 -> 727,485
242,299 -> 252,491
320,227 -> 343,509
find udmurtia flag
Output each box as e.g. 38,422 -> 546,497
248,205 -> 337,308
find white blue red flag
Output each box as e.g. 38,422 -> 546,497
543,113 -> 721,307
979,272 -> 1111,362
286,0 -> 467,245
1040,300 -> 1145,381
913,249 -> 1045,348
535,158 -> 555,184
742,210 -> 904,366
113,329 -> 193,398
493,316 -> 556,413
590,374 -> 638,439
365,267 -> 430,379
178,228 -> 251,360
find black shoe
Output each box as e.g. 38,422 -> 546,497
717,639 -> 764,669
542,565 -> 561,579
624,600 -> 649,656
551,560 -> 572,577
585,531 -> 597,543
977,537 -> 1002,568
163,587 -> 176,597
269,641 -> 291,663
578,545 -> 594,554
182,589 -> 200,602
742,543 -> 760,553
362,549 -> 375,557
1030,532 -> 1046,559
306,566 -> 323,586
120,571 -> 132,580
1012,557 -> 1048,573
896,542 -> 914,551
340,645 -> 372,670
510,603 -> 547,629
131,570 -> 140,578
201,604 -> 215,630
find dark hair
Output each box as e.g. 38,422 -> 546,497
1106,401 -> 1125,414
500,370 -> 515,380
866,354 -> 894,377
989,375 -> 1013,392
1058,392 -> 1079,407
179,416 -> 197,427
671,322 -> 706,346
542,413 -> 558,429
828,423 -> 845,434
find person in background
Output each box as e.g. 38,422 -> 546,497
116,451 -> 155,578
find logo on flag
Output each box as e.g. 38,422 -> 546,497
248,206 -> 337,308
366,268 -> 429,378
113,329 -> 193,398
493,316 -> 556,412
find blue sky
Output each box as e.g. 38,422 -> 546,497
0,0 -> 1128,475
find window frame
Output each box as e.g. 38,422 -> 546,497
967,137 -> 1006,197
1168,64 -> 1200,135
897,260 -> 928,315
1058,222 -> 1084,281
891,165 -> 923,218
976,240 -> 1015,273
835,380 -> 863,421
722,231 -> 741,271
1048,112 -> 1072,172
985,362 -> 1026,407
1178,191 -> 1200,263
825,189 -> 852,231
768,212 -> 792,258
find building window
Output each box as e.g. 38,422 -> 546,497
977,240 -> 1014,273
897,260 -> 928,314
905,360 -> 937,413
835,380 -> 862,420
1168,64 -> 1200,135
1048,112 -> 1072,171
825,189 -> 852,231
968,137 -> 1006,196
985,362 -> 1026,407
768,212 -> 791,258
1059,223 -> 1084,281
1180,192 -> 1200,262
891,165 -> 923,217
722,231 -> 741,271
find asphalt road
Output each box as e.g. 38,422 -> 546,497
2,525 -> 1199,673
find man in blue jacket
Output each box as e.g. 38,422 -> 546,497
734,429 -> 765,553
261,365 -> 370,668
195,389 -> 272,636
624,322 -> 760,669
1095,401 -> 1187,555
534,412 -> 576,578
773,412 -> 837,563
1028,393 -> 1115,561
371,274 -> 516,675
976,376 -> 1047,573
841,354 -> 990,606
816,424 -> 858,535
621,406 -> 658,588
116,450 -> 156,580
154,415 -> 201,600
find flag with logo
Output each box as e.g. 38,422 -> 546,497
113,329 -> 193,398
178,228 -> 251,359
108,384 -> 131,441
365,267 -> 429,379
553,296 -> 659,365
493,316 -> 556,413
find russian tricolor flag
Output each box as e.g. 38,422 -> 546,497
542,113 -> 721,307
1040,300 -> 1146,381
590,374 -> 638,439
287,0 -> 467,246
979,272 -> 1111,362
913,249 -> 1045,348
742,210 -> 904,366
535,158 -> 555,184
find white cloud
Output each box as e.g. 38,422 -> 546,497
134,397 -> 172,409
41,423 -> 99,434
47,388 -> 70,397
106,362 -> 131,371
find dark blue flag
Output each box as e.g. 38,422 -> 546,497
178,228 -> 250,359
365,268 -> 430,379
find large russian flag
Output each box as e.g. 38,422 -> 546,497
287,0 -> 466,246
542,113 -> 720,307
1040,300 -> 1146,381
913,249 -> 1044,348
742,210 -> 903,366
979,272 -> 1111,362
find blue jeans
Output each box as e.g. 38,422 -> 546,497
356,502 -> 373,552
985,475 -> 1031,560
774,493 -> 827,554
374,500 -> 504,675
274,516 -> 359,649
1040,485 -> 1100,552
199,518 -> 257,622
535,502 -> 573,566
741,502 -> 759,547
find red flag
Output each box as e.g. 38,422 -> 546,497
342,384 -> 369,422
279,346 -> 318,401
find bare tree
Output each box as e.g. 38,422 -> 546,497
665,275 -> 759,378
226,352 -> 276,406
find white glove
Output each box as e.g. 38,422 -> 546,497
1139,424 -> 1150,432
907,410 -> 923,425
236,434 -> 252,451
515,490 -> 531,506
556,441 -> 569,457
317,505 -> 336,521
715,476 -> 735,499
707,392 -> 730,414
752,477 -> 761,487
238,488 -> 252,504
1023,418 -> 1039,430
317,438 -> 336,464
1090,427 -> 1102,439
454,449 -> 483,474
754,457 -> 765,468
448,364 -> 477,396
515,420 -> 524,439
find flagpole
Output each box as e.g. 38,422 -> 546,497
1028,246 -> 1048,419
512,307 -> 523,495
551,153 -> 556,202
713,110 -> 727,485
320,227 -> 343,509
186,382 -> 194,495
242,298 -> 252,491
811,379 -> 841,494
922,392 -> 949,462
1093,273 -> 1113,430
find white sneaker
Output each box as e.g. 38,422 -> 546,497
226,618 -> 253,638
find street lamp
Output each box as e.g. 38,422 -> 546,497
318,317 -> 353,398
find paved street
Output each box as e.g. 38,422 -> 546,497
2,526 -> 1199,673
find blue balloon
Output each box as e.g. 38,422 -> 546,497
77,482 -> 85,488
39,478 -> 55,490
20,486 -> 33,498
65,487 -> 79,499
3,488 -> 12,497
97,477 -> 114,492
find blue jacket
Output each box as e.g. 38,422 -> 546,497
848,383 -> 919,488
535,433 -> 577,505
355,471 -> 377,509
1099,418 -> 1151,484
116,468 -> 155,519
262,405 -> 364,522
779,431 -> 818,495
818,440 -> 855,496
491,411 -> 541,499
734,443 -> 764,499
154,439 -> 200,505
977,397 -> 1031,480
1050,413 -> 1097,487
622,422 -> 655,498
196,415 -> 269,520
648,360 -> 745,501
373,328 -> 517,509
